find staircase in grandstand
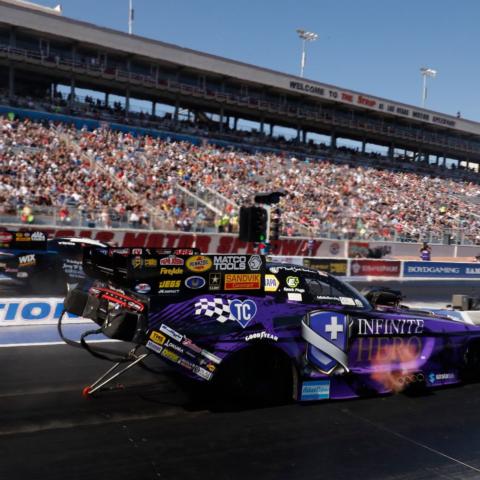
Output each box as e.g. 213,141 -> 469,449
62,134 -> 223,231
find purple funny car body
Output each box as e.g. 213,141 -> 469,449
62,248 -> 480,403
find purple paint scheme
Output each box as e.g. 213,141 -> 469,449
64,250 -> 480,402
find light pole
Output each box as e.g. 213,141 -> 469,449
420,67 -> 437,108
128,0 -> 134,35
297,29 -> 318,78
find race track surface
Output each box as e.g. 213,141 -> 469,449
2,345 -> 480,479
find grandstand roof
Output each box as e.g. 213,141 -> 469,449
1,0 -> 61,15
1,0 -> 480,137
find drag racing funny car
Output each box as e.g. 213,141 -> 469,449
0,230 -> 108,295
60,248 -> 480,404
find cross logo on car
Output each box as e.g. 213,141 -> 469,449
325,316 -> 344,341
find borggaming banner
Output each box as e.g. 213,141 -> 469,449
403,261 -> 480,278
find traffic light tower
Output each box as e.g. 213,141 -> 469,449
238,191 -> 285,248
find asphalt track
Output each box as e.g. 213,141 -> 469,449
3,344 -> 480,479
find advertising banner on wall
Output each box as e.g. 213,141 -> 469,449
0,297 -> 86,326
303,258 -> 348,276
350,259 -> 401,277
403,262 -> 480,278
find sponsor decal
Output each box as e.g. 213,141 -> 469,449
61,258 -> 84,279
182,337 -> 203,354
224,273 -> 261,290
179,358 -> 194,370
229,299 -> 257,328
186,255 -> 213,273
132,256 -> 143,269
303,312 -> 349,372
303,258 -> 347,276
287,293 -> 302,301
329,243 -> 340,255
18,254 -> 36,267
96,288 -> 145,312
146,340 -> 163,354
194,297 -> 258,328
14,233 -> 32,242
131,248 -> 143,255
357,318 -> 424,336
300,380 -> 330,401
396,372 -> 425,385
286,276 -> 300,288
111,248 -> 130,256
245,331 -> 279,342
0,232 -> 13,243
161,348 -> 180,363
213,255 -> 247,271
200,349 -> 222,364
427,372 -> 456,384
160,267 -> 183,276
134,283 -> 151,294
159,323 -> 184,342
164,339 -> 185,355
158,280 -> 181,289
264,274 -> 280,292
174,249 -> 195,255
339,297 -> 355,306
159,256 -> 184,266
149,331 -> 166,345
248,255 -> 262,271
185,276 -> 206,289
31,231 -> 46,241
193,366 -> 213,381
270,265 -> 313,274
354,336 -> 423,362
350,260 -> 401,277
144,258 -> 158,268
158,289 -> 180,295
209,272 -> 222,290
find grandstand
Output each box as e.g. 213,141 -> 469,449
2,0 -> 480,246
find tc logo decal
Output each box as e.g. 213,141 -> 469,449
229,299 -> 257,328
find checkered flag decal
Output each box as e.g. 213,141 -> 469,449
194,298 -> 231,323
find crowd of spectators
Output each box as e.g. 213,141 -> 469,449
2,114 -> 480,243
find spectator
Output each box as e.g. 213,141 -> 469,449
301,236 -> 316,257
420,242 -> 432,261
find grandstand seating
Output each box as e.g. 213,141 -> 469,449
2,113 -> 480,244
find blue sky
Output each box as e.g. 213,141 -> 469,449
34,0 -> 479,121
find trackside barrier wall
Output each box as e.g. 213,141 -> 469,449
3,225 -> 480,258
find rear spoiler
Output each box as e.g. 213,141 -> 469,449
83,247 -> 202,283
83,247 -> 266,296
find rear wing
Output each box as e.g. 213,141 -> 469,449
83,247 -> 266,296
0,230 -> 48,251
